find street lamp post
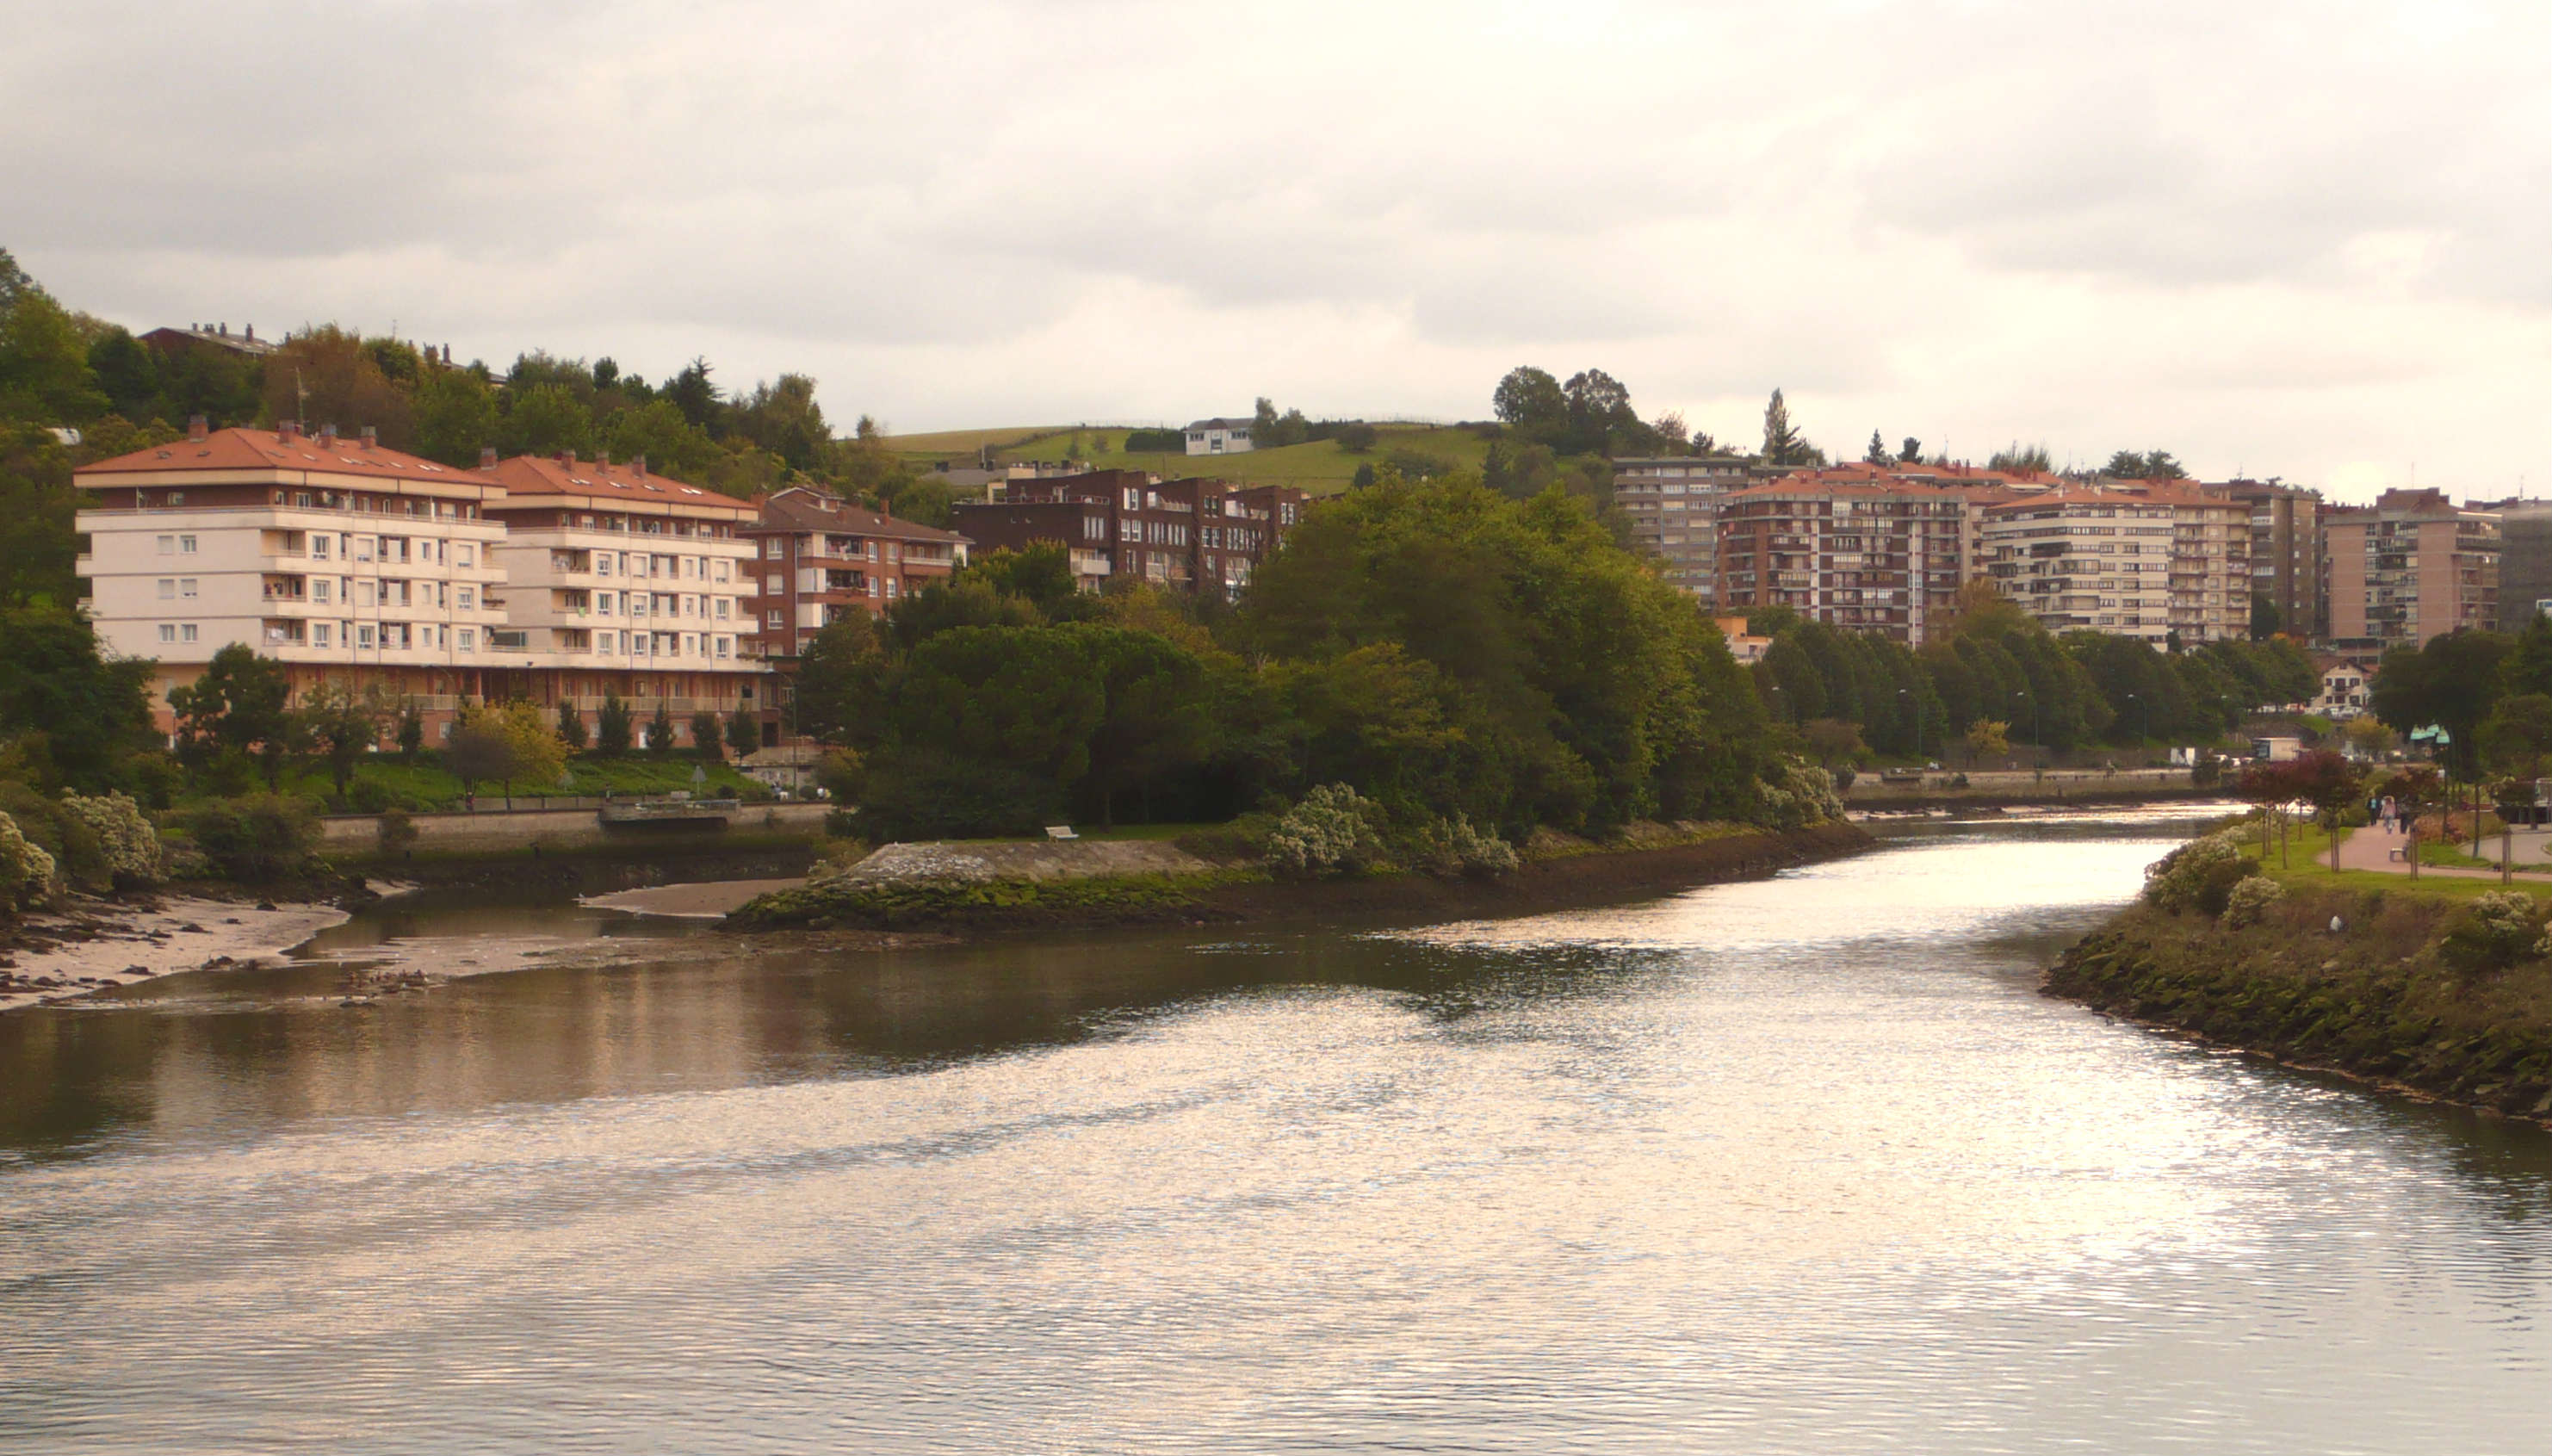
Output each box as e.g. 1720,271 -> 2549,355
2013,689 -> 2039,753
2126,691 -> 2150,744
1899,686 -> 1921,761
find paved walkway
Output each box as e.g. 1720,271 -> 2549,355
2332,824 -> 2552,883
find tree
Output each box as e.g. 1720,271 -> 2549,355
1900,437 -> 1923,465
596,691 -> 633,757
1864,431 -> 1893,466
1965,719 -> 2010,760
690,709 -> 725,761
666,358 -> 722,431
727,707 -> 760,760
297,683 -> 388,802
167,645 -> 294,787
2237,757 -> 2301,866
0,604 -> 158,792
500,382 -> 593,458
1761,388 -> 1813,468
2289,749 -> 2364,875
555,698 -> 589,750
396,702 -> 424,760
2480,693 -> 2552,779
1987,443 -> 2053,474
2104,449 -> 2188,480
648,702 -> 676,755
2341,716 -> 2396,760
259,326 -> 411,445
1561,369 -> 1636,455
1491,366 -> 1566,436
1803,717 -> 1867,769
412,368 -> 499,469
446,701 -> 566,804
2371,629 -> 2512,780
0,267 -> 108,424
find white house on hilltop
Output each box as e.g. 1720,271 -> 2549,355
1185,418 -> 1254,455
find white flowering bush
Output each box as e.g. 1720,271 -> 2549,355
2221,875 -> 2286,929
1403,815 -> 1520,878
2441,890 -> 2544,975
1758,758 -> 1846,829
0,811 -> 56,910
59,790 -> 163,889
2142,830 -> 2254,914
1265,784 -> 1387,879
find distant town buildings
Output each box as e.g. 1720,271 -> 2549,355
1981,486 -> 2248,646
951,469 -> 1302,598
1611,456 -> 1752,603
136,322 -> 276,359
1713,463 -> 2039,644
2492,501 -> 2552,631
2324,488 -> 2500,651
1184,418 -> 1254,456
739,486 -> 966,659
2219,479 -> 2326,639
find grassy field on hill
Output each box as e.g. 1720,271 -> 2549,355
886,423 -> 1490,497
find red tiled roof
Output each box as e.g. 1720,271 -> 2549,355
486,454 -> 757,513
1985,484 -> 2234,511
74,427 -> 483,487
747,486 -> 969,544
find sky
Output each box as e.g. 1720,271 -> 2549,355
6,0 -> 2547,501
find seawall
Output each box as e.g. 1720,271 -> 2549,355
318,802 -> 833,856
2045,889 -> 2552,1125
1845,766 -> 2204,809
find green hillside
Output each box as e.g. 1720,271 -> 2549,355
885,423 -> 1490,498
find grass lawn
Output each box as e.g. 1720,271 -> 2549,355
220,753 -> 772,814
2238,819 -> 2552,903
888,423 -> 1492,498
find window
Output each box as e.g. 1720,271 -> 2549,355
457,586 -> 474,610
714,598 -> 729,620
313,579 -> 331,604
157,535 -> 175,555
458,629 -> 475,653
179,535 -> 197,555
596,555 -> 612,576
180,624 -> 198,643
766,610 -> 782,629
885,577 -> 900,599
357,624 -> 375,649
157,623 -> 175,643
713,561 -> 729,583
715,636 -> 731,659
157,579 -> 175,599
682,595 -> 697,617
598,594 -> 614,616
357,581 -> 376,607
313,623 -> 331,647
682,634 -> 697,656
598,631 -> 615,653
765,539 -> 782,559
179,579 -> 197,598
355,537 -> 374,562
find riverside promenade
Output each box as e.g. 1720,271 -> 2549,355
2333,824 -> 2552,883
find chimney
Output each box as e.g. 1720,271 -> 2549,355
245,324 -> 254,342
479,446 -> 498,470
318,423 -> 338,447
598,449 -> 611,470
187,414 -> 208,443
360,425 -> 377,449
554,449 -> 573,467
278,420 -> 300,441
632,454 -> 647,478
219,321 -> 226,337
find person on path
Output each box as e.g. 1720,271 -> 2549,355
2382,795 -> 2399,834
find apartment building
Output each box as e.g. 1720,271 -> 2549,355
75,421 -> 512,734
1713,468 -> 2023,643
951,469 -> 1303,598
2214,479 -> 2325,638
72,423 -> 777,738
740,486 -> 968,659
1981,486 -> 2248,646
1610,456 -> 1751,602
481,451 -> 765,735
2324,488 -> 2500,650
2490,501 -> 2551,630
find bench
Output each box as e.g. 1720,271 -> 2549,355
1044,825 -> 1078,840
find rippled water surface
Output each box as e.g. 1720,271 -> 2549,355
3,813 -> 2548,1453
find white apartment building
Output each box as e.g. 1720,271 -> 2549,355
1183,418 -> 1254,455
1981,486 -> 2248,646
72,424 -> 769,737
483,453 -> 764,734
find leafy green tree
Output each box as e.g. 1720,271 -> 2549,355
648,703 -> 676,755
412,368 -> 499,468
1987,442 -> 2053,473
555,698 -> 589,750
86,328 -> 161,421
792,612 -> 889,745
665,358 -> 721,431
2480,693 -> 2552,778
690,709 -> 725,761
1899,437 -> 1923,465
1865,431 -> 1893,466
1491,366 -> 1566,437
168,646 -> 294,787
726,706 -> 761,759
501,382 -> 594,457
297,682 -> 388,801
2372,629 -> 2512,779
396,702 -> 424,759
448,701 -> 566,802
258,326 -> 412,444
0,604 -> 158,791
596,691 -> 633,757
0,266 -> 108,424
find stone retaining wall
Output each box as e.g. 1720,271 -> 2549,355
319,802 -> 833,855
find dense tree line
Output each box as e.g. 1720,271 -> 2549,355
1747,584 -> 2320,758
2371,616 -> 2552,784
795,471 -> 1821,841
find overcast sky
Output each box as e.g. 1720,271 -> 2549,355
8,0 -> 2545,499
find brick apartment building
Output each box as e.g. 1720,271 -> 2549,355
740,486 -> 969,659
2214,479 -> 2326,639
951,469 -> 1304,598
2324,488 -> 2500,650
1981,485 -> 2249,646
1610,456 -> 1753,603
1713,465 -> 2035,643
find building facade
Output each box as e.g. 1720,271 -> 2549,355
2324,489 -> 2500,650
1183,418 -> 1254,455
740,486 -> 968,660
2216,479 -> 2326,639
1610,456 -> 1752,602
1981,486 -> 2248,646
2491,501 -> 2551,630
1713,468 -> 2022,643
481,451 -> 765,737
72,423 -> 774,739
951,470 -> 1303,598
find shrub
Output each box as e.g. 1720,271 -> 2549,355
2142,830 -> 2256,915
58,790 -> 163,889
0,810 -> 56,909
1756,758 -> 1845,830
0,780 -> 102,891
815,747 -> 865,802
2439,890 -> 2543,976
377,808 -> 418,856
1399,815 -> 1520,878
848,751 -> 1063,842
690,709 -> 725,763
186,795 -> 321,883
1266,784 -> 1387,879
2221,875 -> 2285,929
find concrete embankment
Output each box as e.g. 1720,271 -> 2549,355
1846,766 -> 2205,810
318,802 -> 833,855
2046,889 -> 2552,1125
725,820 -> 1873,934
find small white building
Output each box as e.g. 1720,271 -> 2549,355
1184,418 -> 1254,456
2315,658 -> 2375,718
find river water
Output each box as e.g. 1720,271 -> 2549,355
3,812 -> 2548,1453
